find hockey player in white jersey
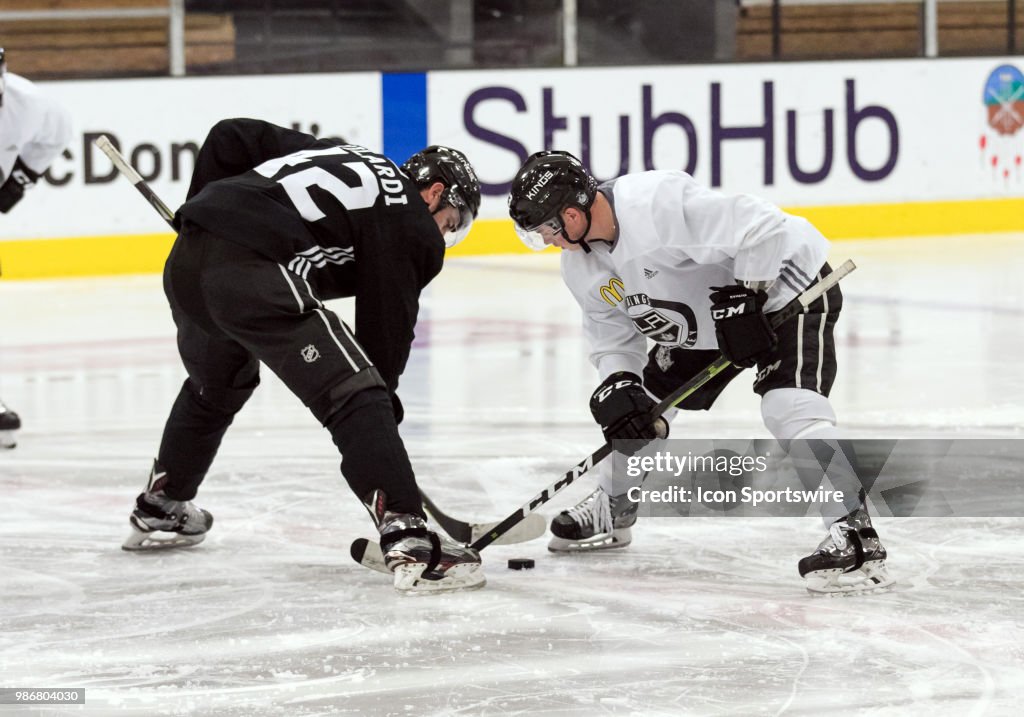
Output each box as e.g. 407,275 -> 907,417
508,151 -> 891,594
0,48 -> 73,449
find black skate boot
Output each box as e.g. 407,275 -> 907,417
798,505 -> 894,595
0,399 -> 21,449
122,460 -> 214,551
548,487 -> 638,552
364,490 -> 485,594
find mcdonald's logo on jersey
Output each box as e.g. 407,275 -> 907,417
599,277 -> 625,306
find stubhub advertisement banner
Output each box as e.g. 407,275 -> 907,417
428,58 -> 1024,219
1,57 -> 1022,276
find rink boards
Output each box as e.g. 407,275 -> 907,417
1,56 -> 1023,277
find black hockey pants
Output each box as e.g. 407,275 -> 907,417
155,222 -> 423,516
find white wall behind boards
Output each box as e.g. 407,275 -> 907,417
3,57 -> 1022,241
2,72 -> 380,240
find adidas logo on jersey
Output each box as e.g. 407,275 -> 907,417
287,245 -> 355,279
644,268 -> 658,279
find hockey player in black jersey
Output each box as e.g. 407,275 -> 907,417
121,118 -> 484,593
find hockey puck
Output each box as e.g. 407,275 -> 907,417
507,558 -> 535,570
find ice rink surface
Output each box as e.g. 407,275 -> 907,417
2,235 -> 1023,716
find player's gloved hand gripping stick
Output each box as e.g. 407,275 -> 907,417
468,260 -> 857,552
94,135 -> 545,547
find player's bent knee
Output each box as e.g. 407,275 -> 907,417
761,388 -> 837,440
311,367 -> 387,426
185,378 -> 257,416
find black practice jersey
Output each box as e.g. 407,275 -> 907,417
176,118 -> 444,393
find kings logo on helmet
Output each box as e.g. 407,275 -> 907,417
525,170 -> 555,200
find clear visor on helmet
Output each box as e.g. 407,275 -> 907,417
513,216 -> 562,252
440,190 -> 475,248
442,206 -> 474,248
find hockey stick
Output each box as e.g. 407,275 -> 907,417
94,133 -> 541,546
421,491 -> 545,544
468,259 -> 857,552
94,135 -> 176,226
350,499 -> 545,576
351,538 -> 391,573
350,508 -> 548,575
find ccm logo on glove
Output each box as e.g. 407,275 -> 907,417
708,284 -> 778,369
711,302 -> 747,320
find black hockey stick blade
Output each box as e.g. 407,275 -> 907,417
420,491 -> 546,545
421,491 -> 473,542
469,260 -> 856,553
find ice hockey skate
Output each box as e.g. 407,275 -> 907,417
122,461 -> 214,551
365,490 -> 485,594
798,505 -> 894,595
0,399 -> 21,449
549,487 -> 638,552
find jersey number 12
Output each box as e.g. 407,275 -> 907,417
254,147 -> 379,221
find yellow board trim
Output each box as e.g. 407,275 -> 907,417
788,197 -> 1024,239
2,197 -> 1022,279
0,233 -> 176,280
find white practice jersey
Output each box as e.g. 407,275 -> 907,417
561,171 -> 829,380
0,72 -> 73,182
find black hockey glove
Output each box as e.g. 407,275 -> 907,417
709,284 -> 778,368
589,371 -> 669,443
0,157 -> 40,213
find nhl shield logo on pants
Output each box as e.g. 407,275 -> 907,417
301,344 -> 320,363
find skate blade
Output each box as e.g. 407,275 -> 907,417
0,430 -> 17,449
547,528 -> 632,553
804,560 -> 895,596
121,526 -> 207,551
392,562 -> 486,594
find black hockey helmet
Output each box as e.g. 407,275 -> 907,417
402,145 -> 481,248
508,150 -> 599,251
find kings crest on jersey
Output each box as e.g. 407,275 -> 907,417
560,171 -> 828,378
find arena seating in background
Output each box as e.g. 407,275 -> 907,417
2,0 -> 1019,79
0,0 -> 235,78
738,1 -> 1022,60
